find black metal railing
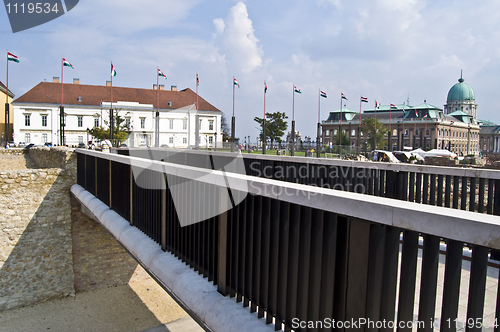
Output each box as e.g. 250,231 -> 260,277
77,149 -> 500,332
115,148 -> 500,216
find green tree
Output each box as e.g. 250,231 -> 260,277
220,113 -> 230,141
361,117 -> 387,151
254,111 -> 288,148
90,110 -> 131,147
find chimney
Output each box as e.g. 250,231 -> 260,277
153,84 -> 158,90
159,85 -> 165,90
171,85 -> 177,92
106,81 -> 111,87
73,78 -> 80,84
53,77 -> 60,83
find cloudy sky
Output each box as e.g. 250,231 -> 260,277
2,0 -> 500,141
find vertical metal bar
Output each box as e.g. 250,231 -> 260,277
478,178 -> 485,213
243,194 -> 254,308
236,197 -> 247,303
284,204 -> 300,331
217,187 -> 229,296
129,166 -> 134,226
440,240 -> 463,332
422,174 -> 429,205
332,216 -> 349,326
379,227 -> 401,332
430,174 -> 437,205
461,177 -> 468,210
258,196 -> 271,319
453,176 -> 460,209
267,199 -> 281,326
445,175 -> 452,208
401,171 -> 409,201
409,172 -> 415,202
437,174 -> 444,206
345,219 -> 371,326
161,174 -> 166,251
487,179 -> 495,215
416,173 -> 422,204
396,231 -> 419,332
379,170 -> 386,197
276,201 -> 290,330
465,246 -> 489,332
417,234 -> 440,332
318,212 -> 337,332
296,207 -> 312,325
307,210 -> 324,328
469,177 -> 477,212
251,195 -> 263,314
495,265 -> 500,332
365,224 -> 387,332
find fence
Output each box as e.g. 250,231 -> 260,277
77,149 -> 500,332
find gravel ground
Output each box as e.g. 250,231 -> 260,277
0,153 -> 195,332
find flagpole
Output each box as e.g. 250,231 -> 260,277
231,76 -> 235,152
292,85 -> 295,155
374,101 -> 377,150
317,89 -> 321,158
339,93 -> 342,154
358,97 -> 362,155
155,66 -> 159,147
5,52 -> 9,144
195,72 -> 199,150
389,104 -> 392,151
60,57 -> 65,145
110,61 -> 114,145
263,81 -> 266,155
402,108 -> 405,150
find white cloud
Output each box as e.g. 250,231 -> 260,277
213,2 -> 263,73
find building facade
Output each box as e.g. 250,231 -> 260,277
321,76 -> 481,156
12,79 -> 222,148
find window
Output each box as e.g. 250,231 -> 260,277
183,137 -> 187,144
140,118 -> 145,129
78,116 -> 83,127
183,119 -> 187,130
169,137 -> 174,144
405,129 -> 409,136
415,129 -> 419,136
351,129 -> 356,136
42,115 -> 47,127
42,133 -> 47,143
199,119 -> 202,129
78,136 -> 83,143
25,133 -> 31,143
209,120 -> 214,131
94,117 -> 99,128
325,130 -> 330,136
169,119 -> 174,129
25,115 -> 31,126
209,136 -> 213,144
125,118 -> 130,128
426,129 -> 430,136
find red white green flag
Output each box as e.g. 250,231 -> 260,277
62,58 -> 74,69
264,81 -> 268,93
294,85 -> 301,93
7,52 -> 19,63
390,103 -> 397,108
158,68 -> 167,79
111,63 -> 117,76
361,96 -> 368,103
233,77 -> 240,87
320,90 -> 327,98
341,92 -> 347,100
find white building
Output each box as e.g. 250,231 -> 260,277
12,79 -> 222,148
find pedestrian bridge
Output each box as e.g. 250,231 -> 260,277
72,149 -> 500,332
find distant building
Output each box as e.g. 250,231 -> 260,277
321,75 -> 481,156
12,79 -> 222,147
0,81 -> 15,144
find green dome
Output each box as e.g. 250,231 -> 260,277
447,76 -> 475,103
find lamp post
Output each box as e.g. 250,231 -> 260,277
214,132 -> 217,151
86,128 -> 89,146
205,135 -> 208,149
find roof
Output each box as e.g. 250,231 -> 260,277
447,76 -> 475,102
12,82 -> 221,112
0,81 -> 15,98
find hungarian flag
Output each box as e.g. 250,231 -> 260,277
196,73 -> 199,86
320,90 -> 327,98
390,103 -> 397,108
375,100 -> 378,108
7,52 -> 19,63
423,113 -> 428,118
294,85 -> 301,93
111,63 -> 117,76
361,96 -> 368,103
158,68 -> 167,79
233,77 -> 240,88
264,81 -> 268,93
341,92 -> 347,100
415,110 -> 419,117
63,58 -> 74,69
450,120 -> 454,124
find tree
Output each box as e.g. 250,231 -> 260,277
221,113 -> 230,141
361,117 -> 387,151
89,109 -> 131,147
254,111 -> 288,149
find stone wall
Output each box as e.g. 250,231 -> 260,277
0,148 -> 148,311
0,166 -> 76,310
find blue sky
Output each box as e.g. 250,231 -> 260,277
2,0 -> 500,141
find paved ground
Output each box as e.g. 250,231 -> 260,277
0,269 -> 203,332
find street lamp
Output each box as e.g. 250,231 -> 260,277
214,132 -> 217,151
206,135 -> 208,149
86,128 -> 89,146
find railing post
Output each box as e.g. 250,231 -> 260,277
161,174 -> 167,251
109,159 -> 112,209
129,166 -> 134,226
493,180 -> 500,216
217,187 -> 229,296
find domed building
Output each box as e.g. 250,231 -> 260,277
444,72 -> 478,119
